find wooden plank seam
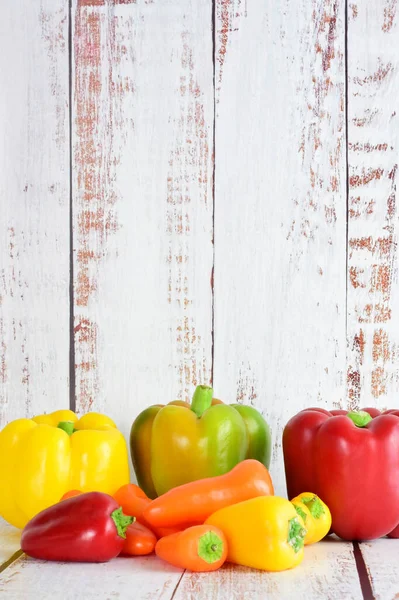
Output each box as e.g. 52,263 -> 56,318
0,550 -> 23,575
353,543 -> 375,600
68,0 -> 76,413
210,0 -> 216,387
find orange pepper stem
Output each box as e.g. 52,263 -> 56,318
197,530 -> 224,564
190,385 -> 214,418
57,421 -> 75,436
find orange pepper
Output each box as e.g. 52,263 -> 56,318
144,459 -> 274,529
155,525 -> 227,572
60,490 -> 82,501
120,522 -> 157,556
113,484 -> 149,521
113,483 -> 182,539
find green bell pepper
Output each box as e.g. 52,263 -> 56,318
130,385 -> 272,498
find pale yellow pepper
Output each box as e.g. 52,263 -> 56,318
0,410 -> 130,529
291,492 -> 332,545
206,495 -> 307,571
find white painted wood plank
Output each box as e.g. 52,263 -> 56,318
360,538 -> 399,599
0,0 -> 70,426
213,0 -> 347,496
347,0 -> 399,407
72,0 -> 214,443
0,554 -> 182,599
0,521 -> 21,566
175,539 -> 362,600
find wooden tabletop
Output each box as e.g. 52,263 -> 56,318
0,520 -> 397,599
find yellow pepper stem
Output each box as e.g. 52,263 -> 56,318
293,504 -> 307,524
301,495 -> 325,519
190,385 -> 214,418
287,517 -> 306,553
57,421 -> 75,436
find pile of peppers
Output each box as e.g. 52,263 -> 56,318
19,459 -> 331,572
9,385 -> 396,572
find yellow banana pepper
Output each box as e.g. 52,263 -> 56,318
206,495 -> 307,571
0,410 -> 130,529
291,492 -> 332,545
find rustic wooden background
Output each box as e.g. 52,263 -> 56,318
0,0 -> 398,496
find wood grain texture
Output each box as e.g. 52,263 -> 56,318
0,554 -> 182,599
347,0 -> 399,408
175,539 -> 362,600
213,0 -> 347,496
0,518 -> 364,600
0,0 -> 70,426
72,0 -> 214,442
360,539 -> 399,599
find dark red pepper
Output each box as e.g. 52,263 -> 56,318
283,408 -> 399,541
21,491 -> 133,562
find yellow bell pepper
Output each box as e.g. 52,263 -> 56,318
205,495 -> 307,571
0,410 -> 130,529
291,492 -> 332,545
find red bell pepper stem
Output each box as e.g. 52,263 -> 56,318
111,507 -> 134,539
346,411 -> 372,427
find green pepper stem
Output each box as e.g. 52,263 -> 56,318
293,504 -> 307,523
190,385 -> 214,418
287,517 -> 306,553
111,507 -> 134,539
57,421 -> 75,436
197,530 -> 224,564
347,411 -> 372,428
301,495 -> 324,519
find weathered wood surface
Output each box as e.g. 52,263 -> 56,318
0,0 -> 70,426
213,0 -> 347,496
72,0 -> 214,445
0,521 -> 20,566
347,0 -> 399,408
0,519 -> 364,600
0,554 -> 183,599
1,535 -> 398,600
175,538 -> 362,600
360,538 -> 399,599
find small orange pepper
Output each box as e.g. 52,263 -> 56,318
155,525 -> 227,572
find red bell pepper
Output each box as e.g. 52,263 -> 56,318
283,408 -> 399,541
21,491 -> 133,562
